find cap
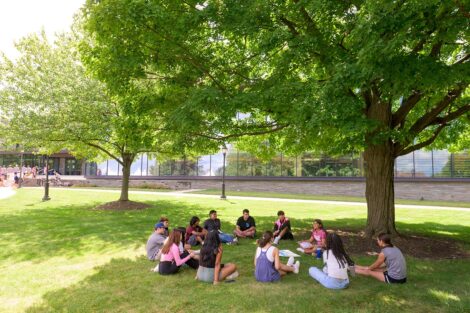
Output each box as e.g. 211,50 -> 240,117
154,222 -> 165,229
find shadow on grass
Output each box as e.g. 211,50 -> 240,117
25,254 -> 470,313
0,199 -> 216,263
2,197 -> 470,263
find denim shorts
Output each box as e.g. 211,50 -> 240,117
197,265 -> 223,283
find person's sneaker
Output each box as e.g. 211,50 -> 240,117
296,248 -> 305,253
153,264 -> 159,272
293,261 -> 300,274
273,236 -> 280,245
348,265 -> 356,277
226,270 -> 239,280
287,256 -> 295,267
232,237 -> 238,245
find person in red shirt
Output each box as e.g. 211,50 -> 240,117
186,216 -> 205,246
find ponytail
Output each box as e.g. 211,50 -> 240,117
258,231 -> 273,248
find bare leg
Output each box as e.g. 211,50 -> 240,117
219,263 -> 237,280
234,229 -> 246,238
355,266 -> 386,282
279,263 -> 294,273
244,229 -> 256,238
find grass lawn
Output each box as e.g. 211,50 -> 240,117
189,189 -> 470,208
1,188 -> 469,313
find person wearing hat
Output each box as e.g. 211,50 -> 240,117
146,222 -> 167,261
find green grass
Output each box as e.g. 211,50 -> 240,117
189,189 -> 470,208
1,188 -> 469,312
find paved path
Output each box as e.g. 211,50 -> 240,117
0,187 -> 16,199
23,187 -> 470,212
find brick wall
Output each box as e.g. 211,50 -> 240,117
84,177 -> 470,202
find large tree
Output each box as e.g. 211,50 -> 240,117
80,0 -> 469,236
0,31 -> 172,203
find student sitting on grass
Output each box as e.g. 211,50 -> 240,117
234,209 -> 256,238
185,216 -> 205,246
203,210 -> 237,244
158,228 -> 197,275
255,231 -> 299,282
273,210 -> 294,244
196,230 -> 238,284
309,233 -> 354,289
297,219 -> 327,255
146,222 -> 167,261
355,233 -> 407,284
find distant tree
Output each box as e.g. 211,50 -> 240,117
0,31 -> 170,203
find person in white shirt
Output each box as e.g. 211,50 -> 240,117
308,233 -> 354,289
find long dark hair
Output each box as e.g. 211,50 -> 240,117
325,233 -> 354,268
189,216 -> 200,227
161,228 -> 182,254
200,230 -> 220,265
258,231 -> 273,248
177,226 -> 187,244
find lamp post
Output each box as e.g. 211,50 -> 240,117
220,146 -> 227,200
42,155 -> 50,201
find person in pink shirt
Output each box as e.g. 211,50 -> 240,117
159,228 -> 197,275
297,219 -> 327,256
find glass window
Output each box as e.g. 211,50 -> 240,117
414,150 -> 433,177
237,152 -> 252,176
395,152 -> 414,177
65,159 -> 82,175
452,151 -> 470,178
107,160 -> 119,176
266,154 -> 282,176
148,157 -> 158,176
198,155 -> 211,176
225,151 -> 238,176
281,155 -> 297,177
432,150 -> 451,177
131,155 -> 144,176
252,156 -> 265,176
301,153 -> 321,177
211,153 -> 224,176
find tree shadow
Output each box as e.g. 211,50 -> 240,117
25,254 -> 470,313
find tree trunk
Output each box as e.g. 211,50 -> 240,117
119,153 -> 134,202
363,88 -> 398,238
364,142 -> 398,238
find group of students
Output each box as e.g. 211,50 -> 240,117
146,210 -> 407,287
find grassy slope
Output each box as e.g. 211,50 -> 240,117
0,189 -> 469,313
189,189 -> 470,208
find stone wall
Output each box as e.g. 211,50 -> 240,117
83,177 -> 470,202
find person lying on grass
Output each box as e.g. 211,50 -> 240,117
309,233 -> 354,289
158,228 -> 198,275
297,219 -> 327,255
196,230 -> 238,285
355,233 -> 407,284
273,210 -> 294,244
255,231 -> 299,282
234,209 -> 256,239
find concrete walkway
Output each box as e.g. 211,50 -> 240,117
23,187 -> 470,212
0,187 -> 16,199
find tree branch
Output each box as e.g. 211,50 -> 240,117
396,123 -> 447,156
279,16 -> 300,36
193,124 -> 288,141
391,90 -> 422,128
85,142 -> 123,165
408,85 -> 466,135
431,104 -> 470,125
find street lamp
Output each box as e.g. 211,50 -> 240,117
220,146 -> 228,200
42,155 -> 51,201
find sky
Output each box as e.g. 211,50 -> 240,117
0,0 -> 85,58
